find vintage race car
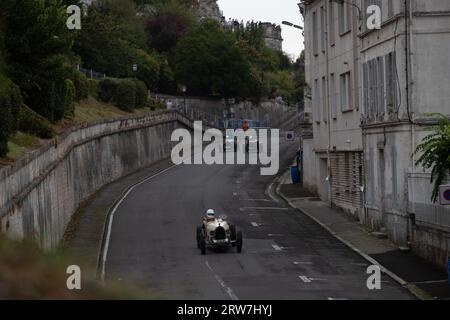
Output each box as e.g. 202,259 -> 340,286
196,216 -> 243,255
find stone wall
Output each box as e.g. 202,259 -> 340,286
0,111 -> 196,250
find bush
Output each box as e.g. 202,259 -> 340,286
64,79 -> 76,118
114,79 -> 136,112
18,105 -> 54,139
148,96 -> 164,111
87,80 -> 98,98
72,71 -> 89,101
132,79 -> 148,108
98,78 -> 119,103
0,81 -> 22,157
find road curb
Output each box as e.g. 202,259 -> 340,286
273,173 -> 432,300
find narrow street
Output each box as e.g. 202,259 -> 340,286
103,140 -> 413,300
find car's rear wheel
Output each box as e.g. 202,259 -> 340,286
236,231 -> 243,253
196,226 -> 202,249
230,225 -> 237,243
200,238 -> 206,255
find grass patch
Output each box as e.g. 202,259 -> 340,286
73,97 -> 152,124
6,131 -> 39,159
0,234 -> 156,299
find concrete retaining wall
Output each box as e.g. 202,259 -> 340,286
155,94 -> 297,129
0,111 -> 195,250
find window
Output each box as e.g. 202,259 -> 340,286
340,72 -> 352,111
376,56 -> 385,115
363,62 -> 369,116
338,2 -> 351,35
320,6 -> 326,53
387,0 -> 394,18
385,52 -> 398,113
363,54 -> 395,120
330,73 -> 337,119
329,1 -> 335,46
314,79 -> 321,123
322,76 -> 328,122
312,11 -> 318,56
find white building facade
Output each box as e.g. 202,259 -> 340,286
301,0 -> 450,268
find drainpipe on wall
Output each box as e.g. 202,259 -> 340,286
324,3 -> 333,208
405,0 -> 415,246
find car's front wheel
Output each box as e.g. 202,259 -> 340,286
236,231 -> 243,253
196,226 -> 202,249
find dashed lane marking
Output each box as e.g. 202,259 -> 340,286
205,261 -> 239,301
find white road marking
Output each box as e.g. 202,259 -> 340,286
242,207 -> 289,211
412,279 -> 449,284
268,234 -> 283,237
100,154 -> 194,282
250,222 -> 260,227
327,297 -> 348,300
233,192 -> 238,196
299,275 -> 327,282
205,261 -> 239,301
299,276 -> 312,283
272,244 -> 283,251
293,261 -> 313,265
265,181 -> 280,203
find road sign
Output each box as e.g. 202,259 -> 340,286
285,131 -> 295,141
439,185 -> 450,205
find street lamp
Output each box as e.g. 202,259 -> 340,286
328,0 -> 362,21
281,21 -> 304,30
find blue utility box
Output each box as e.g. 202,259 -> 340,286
291,166 -> 300,184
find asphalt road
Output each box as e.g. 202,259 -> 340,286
104,140 -> 414,300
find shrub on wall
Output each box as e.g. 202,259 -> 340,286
18,105 -> 54,139
98,78 -> 119,103
0,81 -> 22,157
132,79 -> 148,108
114,79 -> 136,112
72,71 -> 89,101
87,79 -> 98,98
64,79 -> 76,118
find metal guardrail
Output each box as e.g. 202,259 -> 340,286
77,66 -> 106,80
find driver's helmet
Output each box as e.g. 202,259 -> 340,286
206,209 -> 215,219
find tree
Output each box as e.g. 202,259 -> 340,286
414,114 -> 450,202
1,0 -> 75,122
145,1 -> 195,53
173,20 -> 260,99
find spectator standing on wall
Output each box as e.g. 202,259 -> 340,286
166,99 -> 173,110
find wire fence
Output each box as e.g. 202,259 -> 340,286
77,66 -> 106,80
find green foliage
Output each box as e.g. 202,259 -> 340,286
72,71 -> 89,101
266,70 -> 295,101
64,79 -> 76,118
2,0 -> 75,122
133,49 -> 160,90
173,20 -> 260,99
17,105 -> 54,139
87,80 -> 99,98
0,81 -> 23,157
115,79 -> 136,111
145,0 -> 195,53
98,78 -> 119,103
132,79 -> 148,108
414,114 -> 450,202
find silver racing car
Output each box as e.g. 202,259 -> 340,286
196,209 -> 243,255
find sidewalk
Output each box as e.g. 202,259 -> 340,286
276,167 -> 450,300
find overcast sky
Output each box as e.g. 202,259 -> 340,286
217,0 -> 305,59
